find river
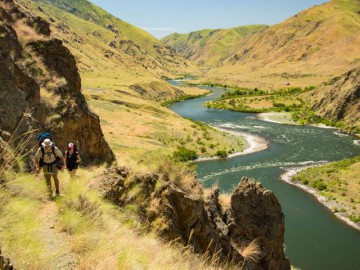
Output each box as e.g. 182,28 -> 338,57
168,82 -> 360,270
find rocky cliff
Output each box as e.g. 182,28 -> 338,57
102,167 -> 290,270
306,67 -> 360,130
0,0 -> 114,165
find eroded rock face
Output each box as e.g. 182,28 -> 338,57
0,0 -> 114,164
308,67 -> 360,130
227,178 -> 290,270
102,168 -> 290,269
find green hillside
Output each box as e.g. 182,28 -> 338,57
162,25 -> 267,66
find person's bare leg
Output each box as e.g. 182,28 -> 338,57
44,173 -> 52,196
53,175 -> 60,195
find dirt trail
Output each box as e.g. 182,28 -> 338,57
38,200 -> 78,270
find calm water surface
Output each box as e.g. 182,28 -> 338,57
168,81 -> 360,270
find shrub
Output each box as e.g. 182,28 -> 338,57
311,180 -> 327,191
215,150 -> 227,158
301,179 -> 309,185
173,147 -> 198,162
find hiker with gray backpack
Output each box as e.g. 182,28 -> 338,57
34,133 -> 64,198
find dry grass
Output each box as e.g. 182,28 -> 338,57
218,193 -> 232,209
239,239 -> 263,264
40,87 -> 60,109
0,166 -> 241,269
0,113 -> 38,181
12,19 -> 47,45
83,85 -> 246,164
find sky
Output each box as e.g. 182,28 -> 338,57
89,0 -> 328,39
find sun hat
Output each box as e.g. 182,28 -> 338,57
42,138 -> 53,147
68,143 -> 74,148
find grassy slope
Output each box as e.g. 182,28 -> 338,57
0,169 -> 234,269
83,87 -> 246,165
33,0 -> 184,65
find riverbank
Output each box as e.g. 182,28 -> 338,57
195,126 -> 269,162
280,166 -> 360,231
257,112 -> 299,125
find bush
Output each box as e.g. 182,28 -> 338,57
173,147 -> 198,162
301,179 -> 309,185
311,180 -> 327,191
215,150 -> 227,158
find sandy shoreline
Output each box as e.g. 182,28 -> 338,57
257,112 -> 299,125
280,165 -> 360,231
194,126 -> 268,162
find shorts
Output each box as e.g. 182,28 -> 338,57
43,163 -> 58,177
67,163 -> 78,171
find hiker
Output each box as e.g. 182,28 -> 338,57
64,143 -> 81,178
34,138 -> 64,197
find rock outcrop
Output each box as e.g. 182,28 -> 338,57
0,0 -> 114,164
102,167 -> 290,270
307,67 -> 360,130
226,179 -> 290,270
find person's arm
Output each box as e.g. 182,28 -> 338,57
55,147 -> 65,169
76,152 -> 81,163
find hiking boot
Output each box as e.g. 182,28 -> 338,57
55,190 -> 60,197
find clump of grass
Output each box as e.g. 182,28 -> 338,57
0,114 -> 38,183
218,192 -> 231,208
12,19 -> 46,45
239,239 -> 263,265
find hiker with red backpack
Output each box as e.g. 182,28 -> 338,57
64,143 -> 81,178
34,133 -> 64,197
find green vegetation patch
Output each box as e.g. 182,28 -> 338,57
205,86 -> 309,114
173,147 -> 198,162
292,156 -> 360,221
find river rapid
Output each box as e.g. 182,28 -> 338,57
168,81 -> 360,270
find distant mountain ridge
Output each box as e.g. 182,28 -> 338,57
162,25 -> 267,67
163,0 -> 360,89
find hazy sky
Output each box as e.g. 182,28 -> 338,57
89,0 -> 328,39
